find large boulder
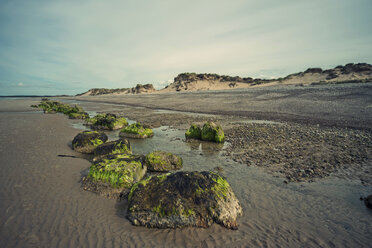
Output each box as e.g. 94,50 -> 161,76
119,122 -> 154,139
201,122 -> 225,143
93,139 -> 132,161
88,113 -> 128,130
72,131 -> 108,154
185,124 -> 202,140
83,154 -> 147,199
127,171 -> 243,229
145,151 -> 183,172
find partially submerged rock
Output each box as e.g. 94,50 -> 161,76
87,113 -> 128,130
201,122 -> 225,143
83,154 -> 147,199
127,171 -> 242,229
185,122 -> 224,143
93,139 -> 132,161
185,124 -> 202,140
72,131 -> 108,154
119,122 -> 154,139
145,151 -> 183,172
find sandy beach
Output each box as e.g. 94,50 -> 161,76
0,83 -> 372,247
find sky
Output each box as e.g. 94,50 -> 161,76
0,0 -> 371,95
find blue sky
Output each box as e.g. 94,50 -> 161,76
0,0 -> 371,95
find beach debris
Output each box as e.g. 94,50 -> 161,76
127,171 -> 242,229
86,113 -> 128,130
119,122 -> 154,139
33,99 -> 89,118
72,131 -> 108,154
93,139 -> 132,161
145,151 -> 183,172
82,154 -> 147,199
185,121 -> 225,143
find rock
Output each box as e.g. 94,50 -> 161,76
127,171 -> 243,229
365,194 -> 372,209
145,151 -> 183,172
72,131 -> 108,154
36,99 -> 88,118
185,124 -> 202,140
119,122 -> 154,139
87,113 -> 128,130
84,154 -> 147,199
68,112 -> 89,119
201,122 -> 225,143
93,139 -> 132,161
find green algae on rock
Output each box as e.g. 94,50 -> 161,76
185,122 -> 224,143
83,154 -> 147,199
127,171 -> 242,229
72,131 -> 108,154
87,113 -> 128,130
185,124 -> 202,140
34,99 -> 89,118
201,121 -> 225,143
93,139 -> 132,161
145,151 -> 183,172
119,122 -> 154,139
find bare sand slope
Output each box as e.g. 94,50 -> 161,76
0,99 -> 371,247
70,82 -> 372,130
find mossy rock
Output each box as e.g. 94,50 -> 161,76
68,112 -> 89,119
35,99 -> 88,118
119,122 -> 154,139
127,171 -> 242,229
72,131 -> 108,154
185,124 -> 202,140
201,122 -> 225,143
93,139 -> 132,161
88,113 -> 128,130
145,151 -> 183,172
85,154 -> 147,198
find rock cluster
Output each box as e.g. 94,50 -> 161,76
67,107 -> 241,230
32,98 -> 89,119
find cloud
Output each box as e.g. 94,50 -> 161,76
17,82 -> 24,86
0,0 -> 371,95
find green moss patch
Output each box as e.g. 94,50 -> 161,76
72,131 -> 108,154
145,151 -> 183,172
94,139 -> 132,159
201,122 -> 225,143
127,171 -> 242,229
185,124 -> 202,139
120,122 -> 154,139
34,99 -> 88,119
87,113 -> 128,130
88,155 -> 147,188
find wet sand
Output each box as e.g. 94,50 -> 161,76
0,96 -> 372,247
